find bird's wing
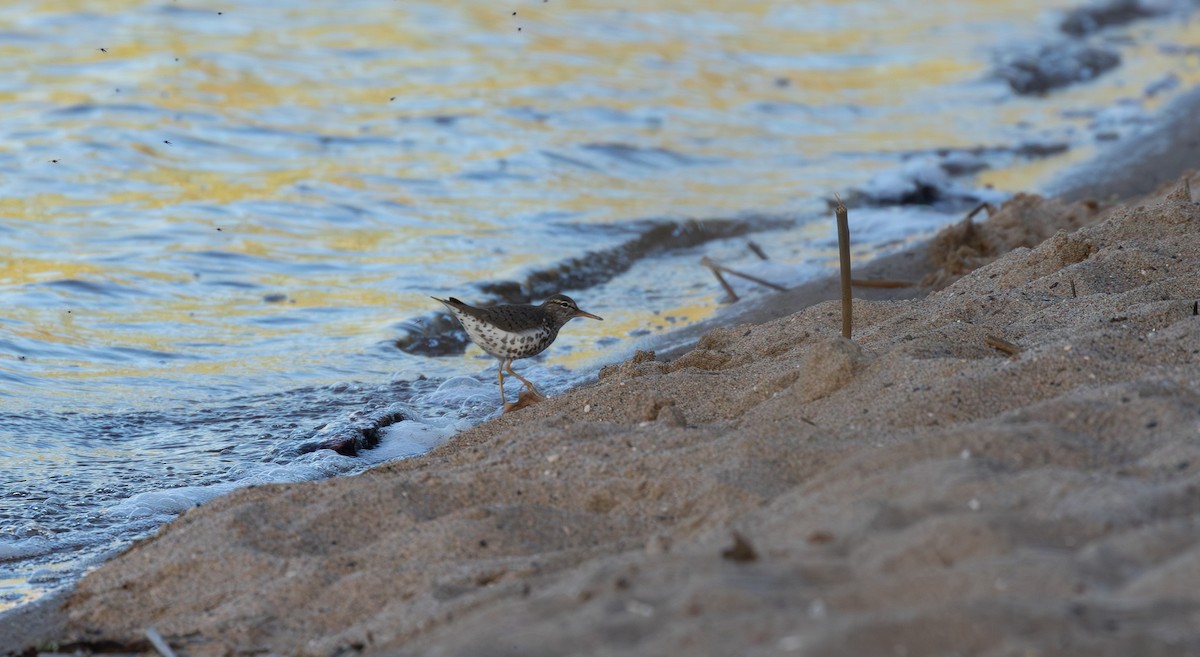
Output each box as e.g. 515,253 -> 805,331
432,296 -> 542,333
484,303 -> 545,333
431,296 -> 500,324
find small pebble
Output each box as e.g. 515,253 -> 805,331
625,600 -> 654,617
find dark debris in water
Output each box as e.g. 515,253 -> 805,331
295,407 -> 408,457
396,216 -> 792,357
833,140 -> 1068,210
996,42 -> 1120,95
1060,0 -> 1164,36
997,0 -> 1172,95
394,311 -> 470,357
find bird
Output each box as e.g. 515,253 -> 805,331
432,294 -> 602,411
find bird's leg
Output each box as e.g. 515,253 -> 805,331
498,359 -> 515,412
505,359 -> 546,400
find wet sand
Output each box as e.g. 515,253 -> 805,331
8,102 -> 1200,657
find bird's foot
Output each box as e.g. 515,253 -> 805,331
503,388 -> 545,413
520,383 -> 547,400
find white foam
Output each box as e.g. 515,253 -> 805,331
864,158 -> 950,203
366,419 -> 459,463
0,538 -> 54,563
106,411 -> 464,520
1091,100 -> 1150,130
423,375 -> 497,408
861,158 -> 1010,207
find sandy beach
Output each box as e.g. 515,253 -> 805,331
8,76 -> 1200,655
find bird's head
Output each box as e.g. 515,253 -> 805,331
541,294 -> 603,327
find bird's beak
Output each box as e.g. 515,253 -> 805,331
575,308 -> 603,321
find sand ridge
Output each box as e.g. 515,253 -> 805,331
56,175 -> 1200,656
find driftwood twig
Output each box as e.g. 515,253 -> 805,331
701,257 -> 740,301
984,335 -> 1022,356
701,257 -> 787,302
835,195 -> 852,339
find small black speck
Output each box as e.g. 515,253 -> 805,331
512,11 -> 516,15
1146,420 -> 1158,429
479,539 -> 488,548
518,27 -> 522,31
50,159 -> 58,163
216,227 -> 222,231
217,11 -> 223,15
18,356 -> 25,361
389,96 -> 395,101
163,140 -> 171,144
66,310 -> 72,314
98,47 -> 107,53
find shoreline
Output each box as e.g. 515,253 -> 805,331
6,84 -> 1200,656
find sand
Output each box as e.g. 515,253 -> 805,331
16,169 -> 1194,657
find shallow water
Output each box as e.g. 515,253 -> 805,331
2,0 -> 1199,611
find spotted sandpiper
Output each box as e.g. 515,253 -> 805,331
432,294 -> 603,411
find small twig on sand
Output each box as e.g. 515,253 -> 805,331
716,264 -> 787,291
146,626 -> 179,657
701,257 -> 788,301
851,279 -> 913,289
747,241 -> 769,260
984,335 -> 1022,356
964,201 -> 996,221
701,257 -> 740,302
835,194 -> 852,339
